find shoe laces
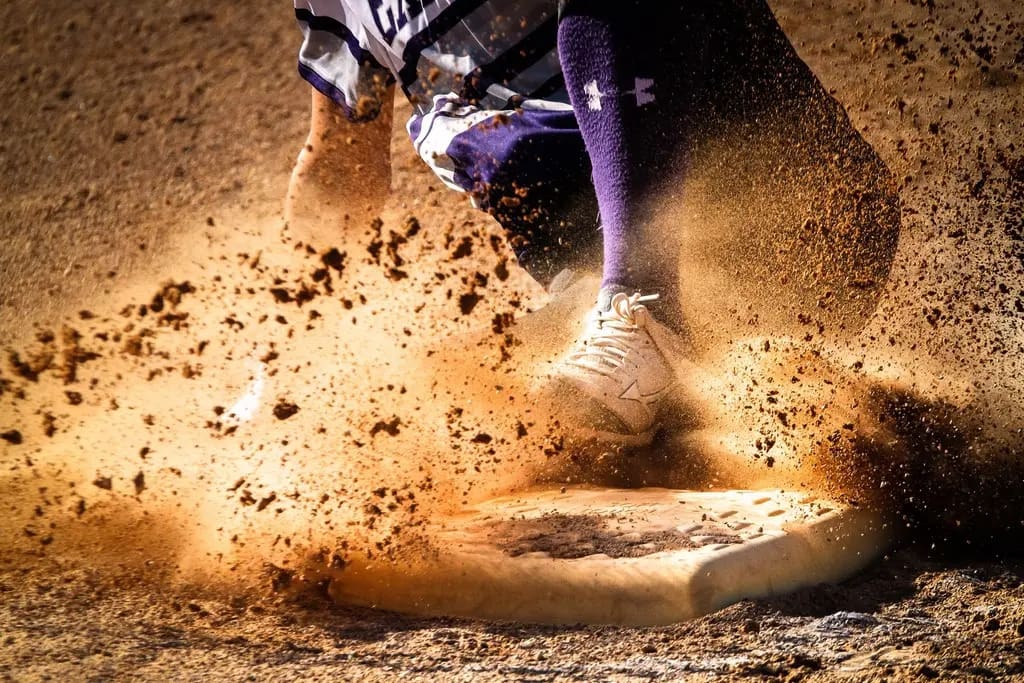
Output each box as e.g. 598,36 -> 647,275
565,292 -> 659,377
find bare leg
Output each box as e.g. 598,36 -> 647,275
285,89 -> 394,245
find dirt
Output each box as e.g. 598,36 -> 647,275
2,0 -> 1024,681
491,513 -> 740,559
2,551 -> 1023,680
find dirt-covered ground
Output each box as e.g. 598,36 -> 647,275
2,0 -> 1024,680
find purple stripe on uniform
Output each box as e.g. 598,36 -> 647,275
528,72 -> 567,100
461,16 -> 558,100
298,61 -> 362,121
397,0 -> 490,88
407,113 -> 423,141
295,7 -> 386,71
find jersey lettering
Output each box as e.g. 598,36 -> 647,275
369,0 -> 439,46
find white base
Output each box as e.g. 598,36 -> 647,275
328,487 -> 892,626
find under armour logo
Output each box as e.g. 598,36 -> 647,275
584,80 -> 605,111
583,77 -> 656,112
619,380 -> 667,403
626,78 -> 655,107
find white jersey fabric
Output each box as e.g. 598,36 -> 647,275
295,0 -> 575,192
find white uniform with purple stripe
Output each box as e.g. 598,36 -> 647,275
294,0 -> 578,194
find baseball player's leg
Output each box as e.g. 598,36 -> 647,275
557,0 -> 705,328
553,0 -> 708,442
285,89 -> 394,245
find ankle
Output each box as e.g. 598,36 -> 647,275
598,281 -> 685,334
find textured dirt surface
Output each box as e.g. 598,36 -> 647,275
2,0 -> 1024,680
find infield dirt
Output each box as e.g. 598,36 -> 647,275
2,0 -> 1023,680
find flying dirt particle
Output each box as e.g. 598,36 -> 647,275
353,95 -> 380,120
323,245 -> 348,272
269,288 -> 293,304
366,218 -> 384,264
256,492 -> 277,512
93,476 -> 112,490
404,216 -> 421,238
311,267 -> 329,283
369,416 -> 401,437
266,564 -> 294,592
494,257 -> 510,281
1,430 -> 23,445
42,413 -> 56,437
8,350 -> 51,381
471,433 -> 493,444
65,390 -> 83,405
133,471 -> 146,495
491,312 -> 514,335
273,400 -> 299,420
543,435 -> 564,457
459,291 -> 482,315
295,282 -> 319,306
386,230 -> 407,267
158,281 -> 193,308
451,236 -> 474,259
122,333 -> 148,356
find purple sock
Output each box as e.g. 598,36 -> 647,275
557,0 -> 688,326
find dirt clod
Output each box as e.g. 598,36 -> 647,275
1,430 -> 23,445
272,401 -> 299,420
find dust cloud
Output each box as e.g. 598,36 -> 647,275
640,0 -> 1024,550
0,187 -> 593,598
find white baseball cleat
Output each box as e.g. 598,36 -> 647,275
554,289 -> 687,445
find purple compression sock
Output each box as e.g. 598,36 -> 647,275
557,0 -> 689,326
